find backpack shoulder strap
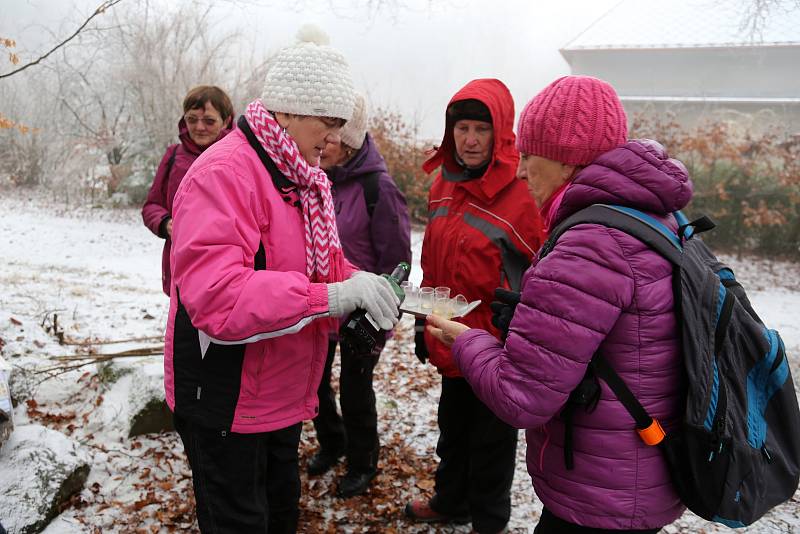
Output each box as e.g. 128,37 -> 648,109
165,144 -> 179,177
547,204 -> 678,467
159,145 -> 179,201
591,354 -> 656,434
540,204 -> 683,265
355,171 -> 381,218
562,352 -> 664,470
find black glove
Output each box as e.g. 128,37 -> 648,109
490,288 -> 521,341
414,317 -> 429,364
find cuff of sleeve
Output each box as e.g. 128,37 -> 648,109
343,261 -> 361,279
308,283 -> 329,313
452,329 -> 483,371
158,216 -> 171,239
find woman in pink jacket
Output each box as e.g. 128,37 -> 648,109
141,85 -> 234,295
165,27 -> 401,533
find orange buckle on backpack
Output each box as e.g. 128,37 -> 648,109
637,419 -> 666,446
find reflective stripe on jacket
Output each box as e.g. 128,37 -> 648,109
420,78 -> 545,377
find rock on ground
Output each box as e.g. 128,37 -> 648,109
0,424 -> 90,534
94,358 -> 173,438
0,359 -> 13,447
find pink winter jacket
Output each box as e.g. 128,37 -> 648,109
164,128 -> 356,434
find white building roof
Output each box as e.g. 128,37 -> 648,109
563,0 -> 800,50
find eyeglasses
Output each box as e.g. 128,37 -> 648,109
184,115 -> 221,126
318,116 -> 346,129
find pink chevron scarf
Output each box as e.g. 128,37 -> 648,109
245,100 -> 345,284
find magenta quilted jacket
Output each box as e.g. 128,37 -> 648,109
453,139 -> 693,529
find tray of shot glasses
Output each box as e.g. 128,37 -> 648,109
398,283 -> 482,320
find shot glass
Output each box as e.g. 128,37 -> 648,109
402,282 -> 419,307
453,294 -> 469,317
420,287 -> 434,311
433,286 -> 452,318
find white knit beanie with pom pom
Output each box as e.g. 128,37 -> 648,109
340,94 -> 368,149
262,24 -> 356,121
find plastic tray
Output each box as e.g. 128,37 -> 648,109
400,298 -> 482,319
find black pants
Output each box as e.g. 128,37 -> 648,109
535,508 -> 662,533
430,376 -> 517,534
174,413 -> 302,534
312,339 -> 380,473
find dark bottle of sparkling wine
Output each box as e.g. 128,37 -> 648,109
340,262 -> 410,356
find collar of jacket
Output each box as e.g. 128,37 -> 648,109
325,133 -> 388,185
178,116 -> 234,156
442,156 -> 489,182
551,139 -> 694,226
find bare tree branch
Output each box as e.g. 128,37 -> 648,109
60,97 -> 100,138
0,0 -> 125,80
736,0 -> 800,40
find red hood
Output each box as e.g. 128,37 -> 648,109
422,78 -> 520,202
178,116 -> 234,155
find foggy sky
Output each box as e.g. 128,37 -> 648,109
1,0 -> 620,139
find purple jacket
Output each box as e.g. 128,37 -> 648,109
141,118 -> 233,295
327,133 -> 411,276
453,140 -> 693,530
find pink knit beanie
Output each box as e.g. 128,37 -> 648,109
516,76 -> 628,166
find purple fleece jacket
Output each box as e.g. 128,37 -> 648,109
327,132 -> 411,275
453,139 -> 693,530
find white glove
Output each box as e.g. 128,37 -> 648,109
327,272 -> 401,330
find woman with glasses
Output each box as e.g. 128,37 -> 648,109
164,26 -> 400,533
142,85 -> 235,295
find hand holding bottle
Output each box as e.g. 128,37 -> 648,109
328,272 -> 400,330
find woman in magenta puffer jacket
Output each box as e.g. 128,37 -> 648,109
427,76 -> 693,533
142,85 -> 234,295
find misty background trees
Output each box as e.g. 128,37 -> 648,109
1,0 -> 799,257
0,0 -> 274,204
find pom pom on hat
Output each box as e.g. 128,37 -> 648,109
516,76 -> 628,166
262,24 -> 355,121
295,23 -> 331,46
340,94 -> 368,149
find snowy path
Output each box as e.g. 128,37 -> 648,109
1,194 -> 799,533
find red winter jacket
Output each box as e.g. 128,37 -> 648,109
420,79 -> 545,377
141,118 -> 233,295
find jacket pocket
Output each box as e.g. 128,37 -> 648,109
240,342 -> 268,399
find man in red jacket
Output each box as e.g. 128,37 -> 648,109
405,79 -> 545,534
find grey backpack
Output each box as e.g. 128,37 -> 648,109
545,204 -> 800,528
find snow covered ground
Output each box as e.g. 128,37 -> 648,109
1,189 -> 800,533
